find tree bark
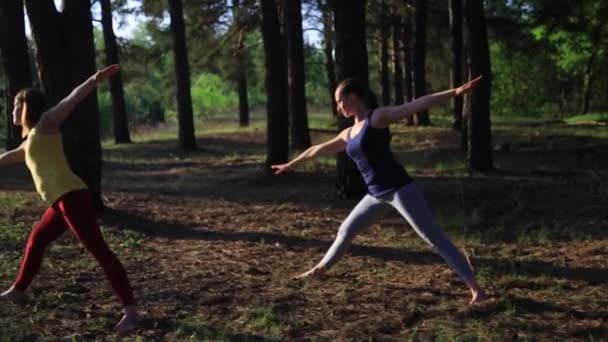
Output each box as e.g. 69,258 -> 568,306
100,0 -> 131,143
168,0 -> 196,151
413,0 -> 430,125
25,0 -> 103,209
392,14 -> 404,105
285,0 -> 311,149
332,0 -> 368,199
236,28 -> 250,127
403,14 -> 414,128
233,0 -> 250,127
0,0 -> 30,149
260,0 -> 289,167
449,0 -> 463,130
463,0 -> 493,171
581,50 -> 596,114
380,0 -> 391,106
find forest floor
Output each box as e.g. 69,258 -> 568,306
0,115 -> 607,341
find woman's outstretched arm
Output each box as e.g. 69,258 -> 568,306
271,129 -> 349,174
0,144 -> 25,167
38,65 -> 120,132
372,76 -> 482,128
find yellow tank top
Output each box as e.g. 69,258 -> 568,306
24,128 -> 87,204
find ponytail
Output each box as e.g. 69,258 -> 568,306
336,78 -> 378,109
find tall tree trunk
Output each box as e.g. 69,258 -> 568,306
100,0 -> 131,144
0,0 -> 30,149
168,0 -> 196,151
285,0 -> 311,149
236,28 -> 250,127
260,0 -> 289,167
318,0 -> 338,117
413,0 -> 430,125
332,0 -> 367,199
233,0 -> 250,127
463,0 -> 492,171
581,50 -> 596,114
380,0 -> 391,106
403,14 -> 414,126
25,0 -> 103,210
392,14 -> 404,105
403,15 -> 413,103
449,0 -> 463,130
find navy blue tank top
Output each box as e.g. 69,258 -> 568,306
346,110 -> 412,197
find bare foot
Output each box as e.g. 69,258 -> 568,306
293,265 -> 326,280
469,287 -> 486,306
114,306 -> 142,334
0,286 -> 26,303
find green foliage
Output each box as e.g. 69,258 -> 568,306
304,43 -> 331,107
489,40 -> 558,118
191,73 -> 238,118
96,90 -> 114,138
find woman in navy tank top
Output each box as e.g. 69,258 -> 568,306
272,76 -> 485,306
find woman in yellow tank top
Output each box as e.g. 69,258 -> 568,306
0,65 -> 141,333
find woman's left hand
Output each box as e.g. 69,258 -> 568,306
455,75 -> 482,96
94,64 -> 120,83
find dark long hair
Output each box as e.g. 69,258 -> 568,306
336,78 -> 379,109
15,88 -> 47,137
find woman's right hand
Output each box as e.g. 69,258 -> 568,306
271,163 -> 291,175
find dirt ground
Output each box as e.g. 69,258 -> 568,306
0,123 -> 607,341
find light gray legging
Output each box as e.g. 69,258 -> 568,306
319,182 -> 475,284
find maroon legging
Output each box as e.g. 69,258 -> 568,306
13,189 -> 134,306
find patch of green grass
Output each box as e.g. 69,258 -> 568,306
433,319 -> 500,341
299,156 -> 335,173
0,220 -> 30,246
238,305 -> 286,339
308,113 -> 337,130
564,112 -> 608,124
474,266 -> 494,288
436,209 -> 482,233
173,316 -> 229,341
433,159 -> 467,176
201,120 -> 266,135
0,192 -> 28,208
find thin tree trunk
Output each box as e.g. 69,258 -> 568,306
403,16 -> 413,104
380,0 -> 391,106
168,0 -> 196,151
413,0 -> 430,125
581,50 -> 596,114
100,0 -> 131,143
392,14 -> 404,105
285,0 -> 311,149
260,0 -> 289,167
463,0 -> 492,171
403,14 -> 414,125
0,0 -> 30,149
332,0 -> 368,199
449,0 -> 463,130
233,0 -> 250,127
236,29 -> 250,127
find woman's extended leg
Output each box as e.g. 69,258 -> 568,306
296,194 -> 389,278
388,183 -> 484,305
1,206 -> 68,302
57,189 -> 141,332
